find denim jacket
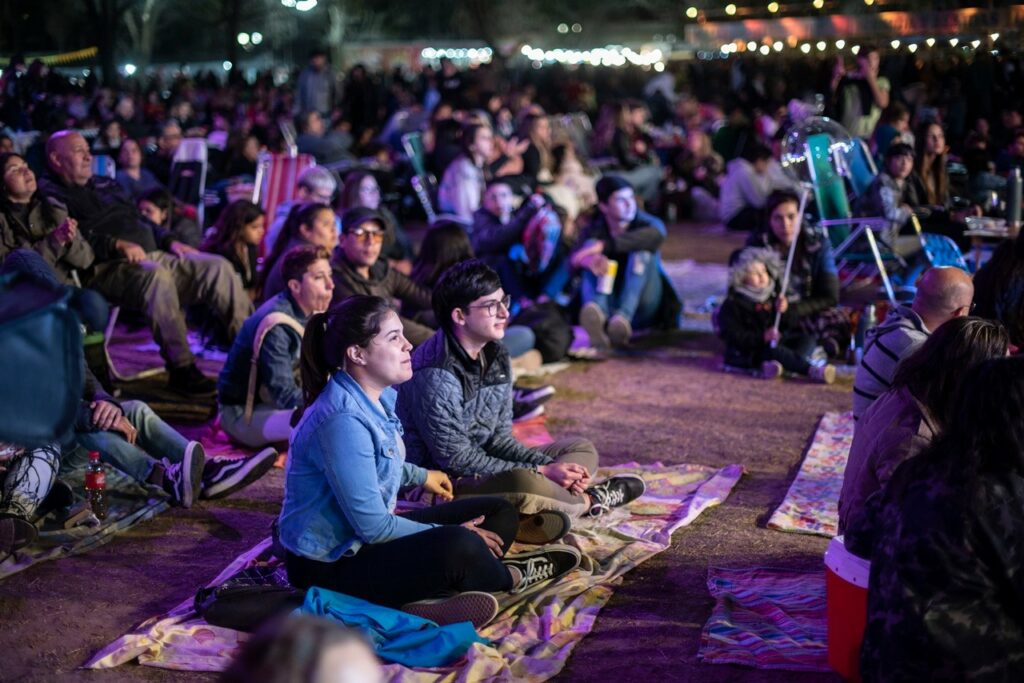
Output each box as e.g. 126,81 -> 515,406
278,371 -> 430,562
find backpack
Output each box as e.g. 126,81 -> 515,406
511,301 -> 573,363
0,270 -> 84,447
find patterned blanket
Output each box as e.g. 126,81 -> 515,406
84,461 -> 743,681
767,411 -> 854,538
698,566 -> 829,672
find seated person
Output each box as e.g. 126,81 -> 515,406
852,266 -> 974,419
279,294 -> 582,624
200,200 -> 265,298
261,202 -> 339,301
850,356 -> 1024,680
437,123 -> 490,224
973,231 -> 1024,346
218,246 -> 333,448
572,176 -> 682,350
295,111 -> 352,166
0,152 -> 93,285
330,207 -> 433,345
994,126 -> 1024,174
746,190 -> 847,358
719,140 -> 794,232
839,317 -> 1008,534
396,259 -> 645,524
336,170 -> 414,268
717,247 -> 836,383
856,142 -> 918,245
115,139 -> 162,200
137,188 -> 202,248
909,121 -> 982,251
1,442 -> 61,557
472,181 -> 570,308
69,363 -> 277,507
144,119 -> 183,186
265,165 -> 337,250
39,130 -> 252,395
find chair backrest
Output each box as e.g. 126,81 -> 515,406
173,138 -> 209,164
806,133 -> 854,246
401,132 -> 429,180
252,152 -> 316,255
844,138 -> 878,199
91,154 -> 116,179
921,232 -> 969,271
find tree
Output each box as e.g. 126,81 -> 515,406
123,0 -> 168,69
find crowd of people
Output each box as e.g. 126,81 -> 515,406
2,40 -> 1024,677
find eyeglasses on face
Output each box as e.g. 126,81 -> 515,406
467,294 -> 512,317
346,227 -> 385,243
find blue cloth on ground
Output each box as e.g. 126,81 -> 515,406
299,586 -> 488,667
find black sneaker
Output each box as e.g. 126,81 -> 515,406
512,402 -> 545,423
201,447 -> 277,499
504,544 -> 582,594
401,591 -> 499,629
584,474 -> 646,517
516,510 -> 572,544
167,363 -> 217,396
513,384 -> 556,406
161,442 -> 205,508
0,514 -> 38,559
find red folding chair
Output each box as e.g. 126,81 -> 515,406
252,152 -> 316,256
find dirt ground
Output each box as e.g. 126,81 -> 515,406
0,223 -> 847,682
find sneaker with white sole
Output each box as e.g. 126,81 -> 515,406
761,360 -> 784,380
515,510 -> 572,544
513,384 -> 556,406
809,364 -> 837,385
504,544 -> 582,594
201,446 -> 277,499
585,474 -> 646,517
400,591 -> 499,629
512,403 -> 545,423
161,442 -> 205,508
606,314 -> 632,348
579,302 -> 610,350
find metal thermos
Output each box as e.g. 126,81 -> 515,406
1008,167 -> 1022,232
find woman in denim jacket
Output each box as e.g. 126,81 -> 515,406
278,295 -> 581,627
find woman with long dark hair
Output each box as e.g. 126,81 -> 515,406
839,316 -> 1009,532
278,295 -> 581,627
260,202 -> 338,301
0,151 -> 93,282
854,355 -> 1024,679
201,199 -> 265,297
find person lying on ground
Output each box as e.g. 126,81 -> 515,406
218,245 -> 333,449
572,176 -> 681,350
718,246 -> 836,384
839,316 -> 1008,534
852,266 -> 974,419
396,259 -> 645,529
278,295 -> 582,627
39,130 -> 252,396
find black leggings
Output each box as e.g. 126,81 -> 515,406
285,496 -> 519,607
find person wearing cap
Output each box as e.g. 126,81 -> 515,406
571,176 -> 682,350
330,207 -> 434,345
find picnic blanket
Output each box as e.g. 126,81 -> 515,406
698,566 -> 829,672
767,411 -> 854,538
0,466 -> 169,581
85,461 -> 743,680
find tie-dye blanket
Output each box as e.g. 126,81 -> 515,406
84,461 -> 743,681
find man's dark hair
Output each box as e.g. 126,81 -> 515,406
885,142 -> 914,160
431,258 -> 502,334
282,245 -> 330,287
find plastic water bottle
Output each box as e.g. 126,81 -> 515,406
852,304 -> 877,365
85,451 -> 108,520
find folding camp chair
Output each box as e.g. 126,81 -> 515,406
842,138 -> 878,199
805,132 -> 899,305
252,151 -> 316,255
170,138 -> 209,228
91,155 -> 116,179
401,131 -> 438,223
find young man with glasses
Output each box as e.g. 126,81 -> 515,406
330,207 -> 434,345
397,259 -> 644,544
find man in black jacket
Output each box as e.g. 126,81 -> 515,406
39,130 -> 252,395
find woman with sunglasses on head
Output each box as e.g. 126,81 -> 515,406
279,295 -> 581,627
330,207 -> 434,345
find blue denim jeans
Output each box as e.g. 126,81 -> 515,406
500,325 -> 536,358
70,400 -> 189,482
581,251 -> 664,329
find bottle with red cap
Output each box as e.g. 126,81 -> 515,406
85,451 -> 108,520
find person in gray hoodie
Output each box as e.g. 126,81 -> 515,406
852,266 -> 974,419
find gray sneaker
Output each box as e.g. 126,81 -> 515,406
401,591 -> 499,629
606,314 -> 633,348
580,302 -> 610,350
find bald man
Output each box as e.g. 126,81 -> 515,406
38,130 -> 252,396
852,266 -> 974,419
